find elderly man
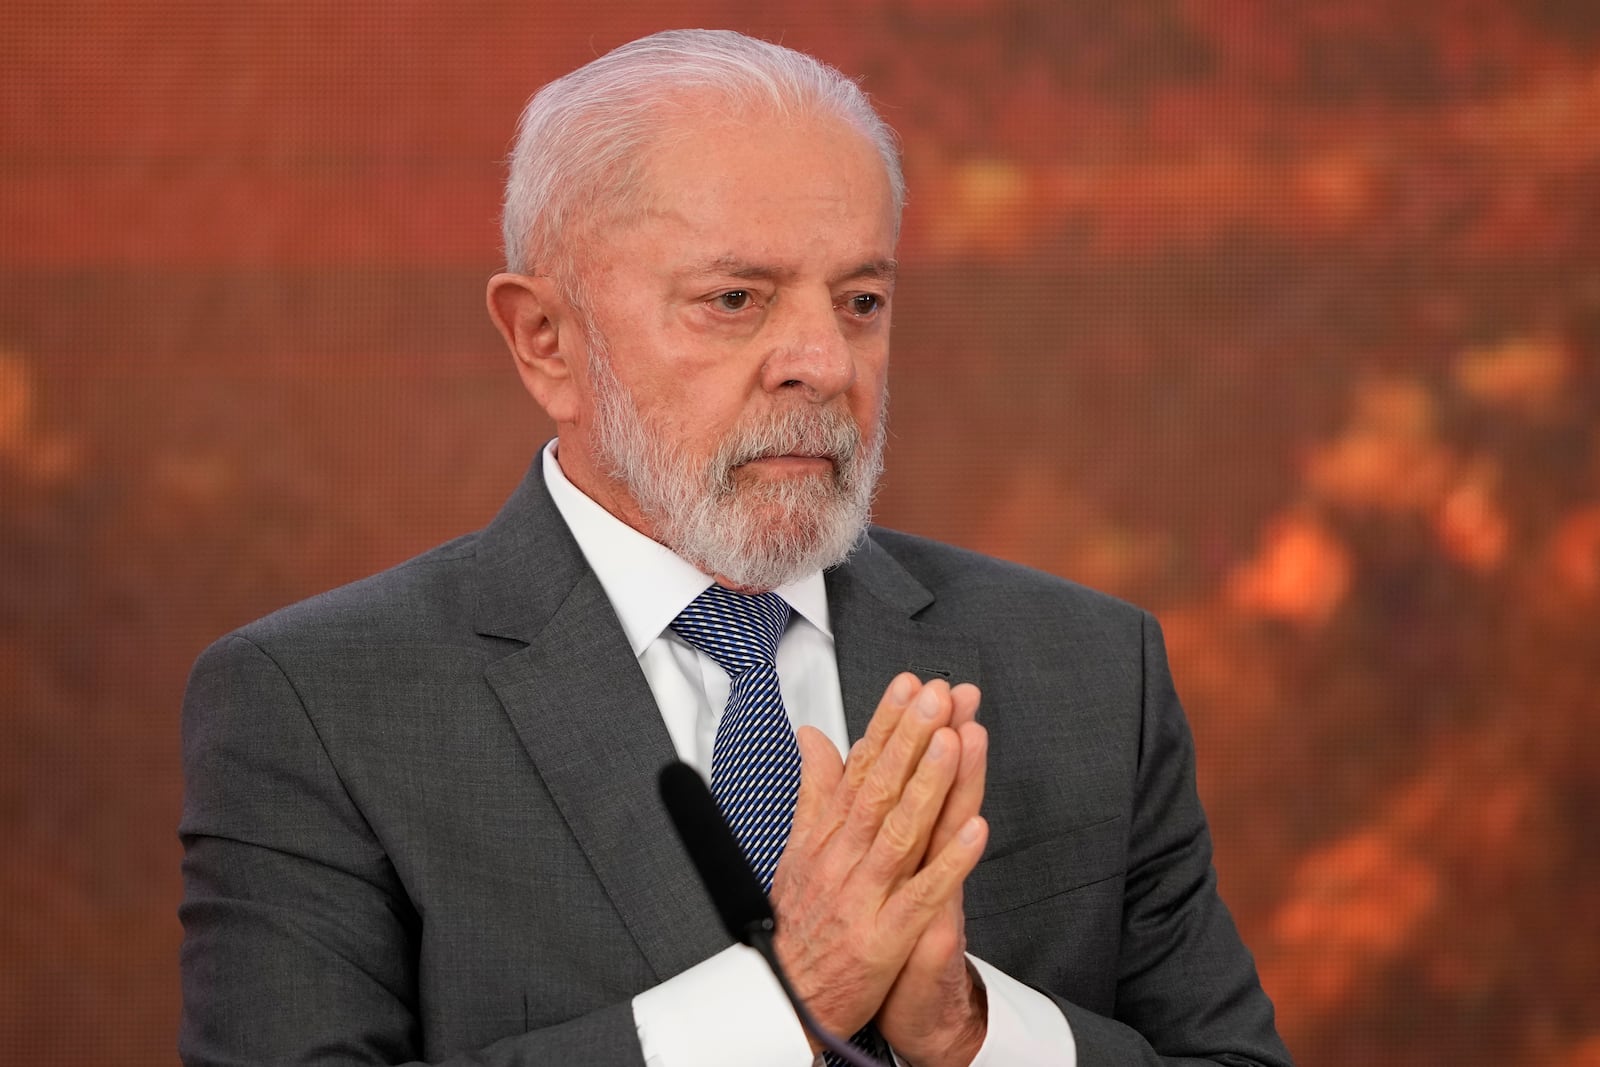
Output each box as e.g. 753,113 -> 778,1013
179,29 -> 1292,1067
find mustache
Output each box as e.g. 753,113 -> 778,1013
712,406 -> 864,481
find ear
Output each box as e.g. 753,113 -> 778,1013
486,273 -> 585,424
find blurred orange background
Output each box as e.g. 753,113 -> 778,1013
3,2 -> 1598,1064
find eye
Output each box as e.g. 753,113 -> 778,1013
841,292 -> 885,317
713,290 -> 753,312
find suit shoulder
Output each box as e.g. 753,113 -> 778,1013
219,532 -> 484,655
864,526 -> 1149,628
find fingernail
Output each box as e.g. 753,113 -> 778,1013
914,686 -> 940,719
927,732 -> 947,758
960,817 -> 983,845
890,673 -> 915,704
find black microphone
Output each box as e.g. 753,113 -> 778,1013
658,760 -> 775,945
657,761 -> 889,1067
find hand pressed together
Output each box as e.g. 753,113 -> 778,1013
769,673 -> 990,1067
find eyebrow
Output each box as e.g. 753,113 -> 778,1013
676,255 -> 899,286
844,259 -> 899,286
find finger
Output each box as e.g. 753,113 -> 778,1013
883,815 -> 987,933
949,682 -> 981,730
938,683 -> 984,843
818,673 -> 920,839
857,725 -> 961,887
840,680 -> 952,850
927,720 -> 988,859
836,672 -> 921,804
790,725 -> 844,850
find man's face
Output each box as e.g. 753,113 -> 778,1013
555,103 -> 899,590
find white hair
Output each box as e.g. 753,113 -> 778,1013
501,28 -> 905,276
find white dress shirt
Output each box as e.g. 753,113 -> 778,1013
541,443 -> 1076,1067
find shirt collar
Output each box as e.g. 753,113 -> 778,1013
540,441 -> 832,656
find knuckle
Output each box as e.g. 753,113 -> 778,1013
902,873 -> 942,911
856,774 -> 899,814
877,809 -> 920,856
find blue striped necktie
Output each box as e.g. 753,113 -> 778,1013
672,586 -> 889,1066
670,584 -> 799,891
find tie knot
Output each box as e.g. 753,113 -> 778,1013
670,585 -> 791,675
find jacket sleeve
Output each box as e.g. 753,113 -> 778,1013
178,633 -> 647,1067
1048,612 -> 1293,1066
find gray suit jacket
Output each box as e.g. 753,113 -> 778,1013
179,460 -> 1292,1065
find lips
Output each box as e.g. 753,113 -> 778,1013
712,404 -> 864,489
734,441 -> 840,466
736,451 -> 837,470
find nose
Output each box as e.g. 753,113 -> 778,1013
760,294 -> 856,402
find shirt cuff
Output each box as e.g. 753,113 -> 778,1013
965,954 -> 1077,1067
633,944 -> 816,1067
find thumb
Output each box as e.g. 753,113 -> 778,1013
792,725 -> 844,843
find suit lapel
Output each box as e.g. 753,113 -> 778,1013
466,464 -> 982,982
471,461 -> 728,982
827,533 -> 983,742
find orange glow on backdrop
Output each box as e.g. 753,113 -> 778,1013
3,3 -> 1598,1064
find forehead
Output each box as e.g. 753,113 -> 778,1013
589,97 -> 897,273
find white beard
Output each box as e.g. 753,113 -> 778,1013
584,328 -> 884,591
